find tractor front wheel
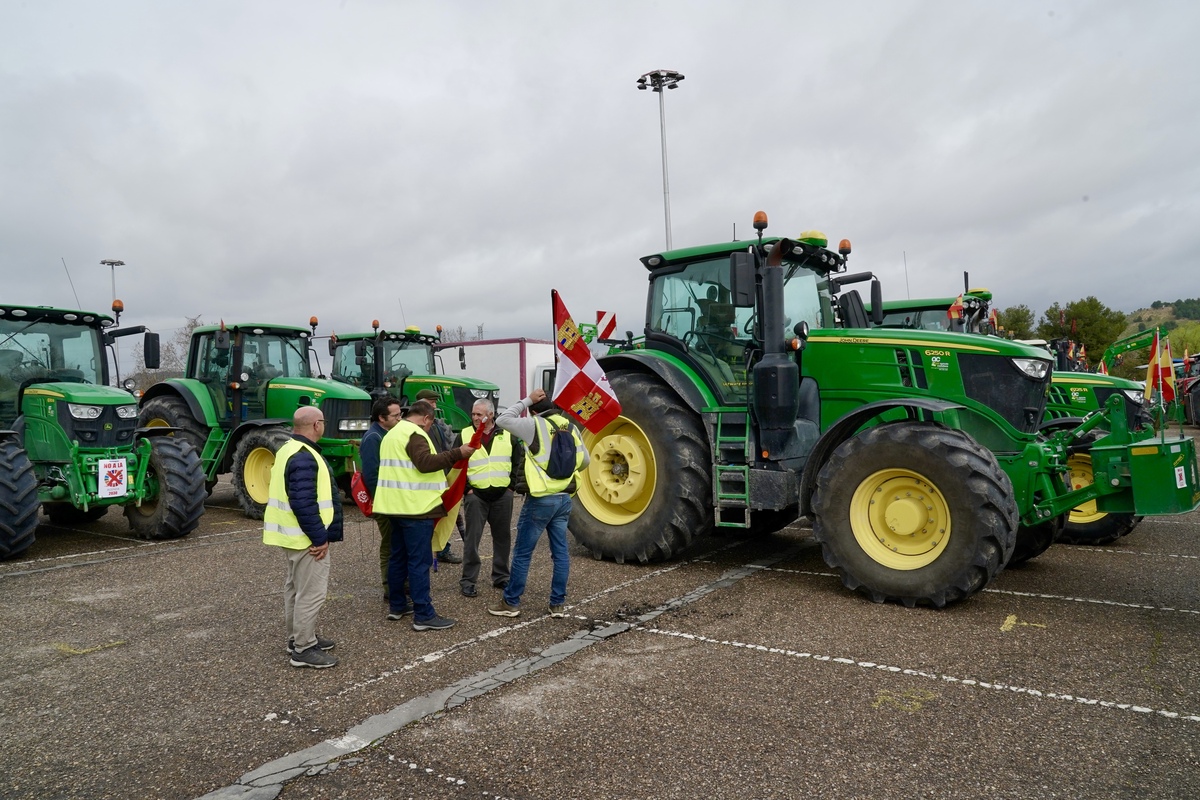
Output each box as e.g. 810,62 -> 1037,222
125,437 -> 206,540
1058,441 -> 1140,546
570,371 -> 712,563
232,427 -> 293,519
811,422 -> 1017,607
0,439 -> 39,559
139,395 -> 210,460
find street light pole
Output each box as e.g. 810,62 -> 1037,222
101,259 -> 125,305
637,69 -> 685,251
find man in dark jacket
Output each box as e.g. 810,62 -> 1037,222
263,405 -> 344,668
361,396 -> 403,602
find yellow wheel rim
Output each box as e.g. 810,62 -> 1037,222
850,468 -> 951,570
144,417 -> 171,430
243,446 -> 276,505
576,414 -> 657,525
1067,453 -> 1106,525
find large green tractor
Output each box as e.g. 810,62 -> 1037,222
327,322 -> 498,431
568,214 -> 1200,607
1,303 -> 205,559
138,321 -> 372,519
874,295 -> 1155,547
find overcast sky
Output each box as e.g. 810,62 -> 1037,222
3,1 -> 1198,360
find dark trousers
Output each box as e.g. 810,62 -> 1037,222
385,516 -> 436,621
460,490 -> 513,591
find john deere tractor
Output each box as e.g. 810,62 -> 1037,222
874,296 -> 1155,548
138,321 -> 371,519
327,322 -> 498,430
1,303 -> 205,559
567,213 -> 1199,607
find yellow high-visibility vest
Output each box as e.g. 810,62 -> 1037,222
262,438 -> 334,549
523,413 -> 585,497
460,425 -> 513,489
373,419 -> 446,515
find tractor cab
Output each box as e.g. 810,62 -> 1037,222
329,325 -> 437,397
190,324 -> 311,424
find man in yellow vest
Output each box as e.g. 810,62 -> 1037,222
262,405 -> 343,669
373,399 -> 476,630
454,398 -> 522,598
488,388 -> 588,619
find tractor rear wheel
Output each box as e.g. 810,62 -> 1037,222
139,395 -> 210,459
0,439 -> 39,559
125,437 -> 206,540
1057,439 -> 1140,546
811,422 -> 1017,607
44,503 -> 109,525
1189,391 -> 1200,427
232,427 -> 292,519
570,371 -> 711,562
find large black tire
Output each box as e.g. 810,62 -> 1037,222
1188,391 -> 1200,427
124,437 -> 206,540
0,439 -> 39,559
43,503 -> 109,525
139,395 -> 210,460
231,427 -> 292,520
1009,514 -> 1065,567
1057,435 -> 1141,546
811,422 -> 1017,608
569,371 -> 712,563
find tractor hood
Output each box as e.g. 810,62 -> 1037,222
262,376 -> 371,403
22,381 -> 138,407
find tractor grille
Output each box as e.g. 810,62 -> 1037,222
1045,384 -> 1074,420
959,353 -> 1050,434
320,398 -> 372,440
56,404 -> 138,448
452,386 -> 497,420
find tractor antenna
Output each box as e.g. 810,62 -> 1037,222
902,251 -> 910,299
61,258 -> 82,308
397,297 -> 407,326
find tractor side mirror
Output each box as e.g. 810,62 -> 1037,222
143,332 -> 160,370
870,279 -> 883,326
354,340 -> 365,358
215,329 -> 230,350
728,252 -> 756,307
327,339 -> 337,357
459,346 -> 466,370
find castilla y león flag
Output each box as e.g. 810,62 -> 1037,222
551,290 -> 622,434
433,423 -> 487,556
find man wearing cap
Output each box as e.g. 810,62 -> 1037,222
414,388 -> 464,564
373,399 -> 476,630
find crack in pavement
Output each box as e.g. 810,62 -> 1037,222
195,545 -> 802,799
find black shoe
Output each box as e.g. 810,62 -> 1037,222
461,586 -> 478,598
289,646 -> 338,669
286,634 -> 335,653
386,604 -> 414,620
412,614 -> 456,631
438,549 -> 463,565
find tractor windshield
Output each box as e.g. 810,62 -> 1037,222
648,256 -> 833,400
379,339 -> 435,379
330,337 -> 435,391
242,333 -> 310,380
0,316 -> 103,425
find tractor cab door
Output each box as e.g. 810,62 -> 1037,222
192,331 -> 235,423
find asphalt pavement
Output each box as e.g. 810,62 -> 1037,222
3,439 -> 1200,800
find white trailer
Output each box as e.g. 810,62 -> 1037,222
435,338 -> 557,411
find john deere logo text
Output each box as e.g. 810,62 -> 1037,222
558,318 -> 582,351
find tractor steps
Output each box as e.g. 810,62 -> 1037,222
713,411 -> 751,528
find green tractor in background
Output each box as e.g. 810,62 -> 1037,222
138,320 -> 372,519
1,303 -> 205,559
873,294 -> 1155,547
567,214 -> 1199,607
327,321 -> 499,431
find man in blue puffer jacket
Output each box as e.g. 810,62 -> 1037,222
263,405 -> 344,668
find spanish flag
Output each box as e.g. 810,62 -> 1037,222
432,424 -> 486,555
1143,331 -> 1177,403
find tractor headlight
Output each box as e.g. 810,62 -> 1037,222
338,419 -> 370,432
115,405 -> 139,419
1011,358 -> 1050,379
67,404 -> 103,419
1123,389 -> 1145,405
470,389 -> 491,399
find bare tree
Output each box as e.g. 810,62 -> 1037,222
130,315 -> 204,390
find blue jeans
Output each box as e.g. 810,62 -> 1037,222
386,516 -> 436,621
503,493 -> 572,608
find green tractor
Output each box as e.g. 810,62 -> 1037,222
327,321 -> 499,431
138,320 -> 372,519
1,303 -> 206,559
873,295 -> 1155,547
567,214 -> 1200,607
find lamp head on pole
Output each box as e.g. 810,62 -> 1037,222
636,69 -> 685,92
